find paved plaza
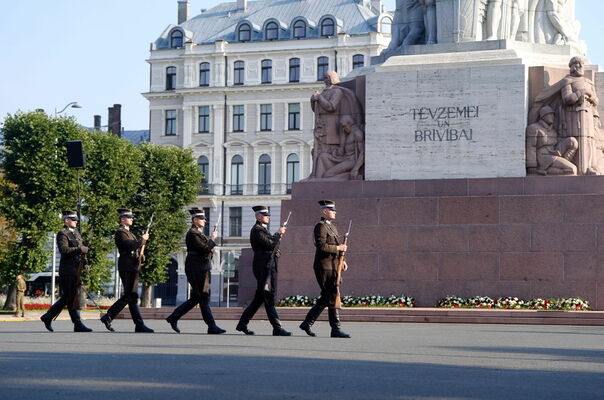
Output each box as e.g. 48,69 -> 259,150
1,319 -> 604,399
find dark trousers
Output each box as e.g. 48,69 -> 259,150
44,275 -> 83,324
238,270 -> 282,329
105,270 -> 144,326
302,268 -> 341,329
167,269 -> 217,328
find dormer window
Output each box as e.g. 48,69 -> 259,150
381,17 -> 392,34
238,24 -> 251,42
320,18 -> 335,37
293,20 -> 306,39
265,22 -> 278,40
170,30 -> 183,48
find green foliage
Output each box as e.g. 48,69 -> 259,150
0,112 -> 80,282
132,143 -> 201,286
79,131 -> 143,291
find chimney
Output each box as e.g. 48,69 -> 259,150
237,0 -> 247,12
178,0 -> 190,24
108,104 -> 122,137
371,0 -> 383,13
94,115 -> 101,130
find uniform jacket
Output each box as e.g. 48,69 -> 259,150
313,218 -> 340,271
115,226 -> 143,272
250,221 -> 281,279
16,276 -> 27,293
57,227 -> 83,276
185,226 -> 215,271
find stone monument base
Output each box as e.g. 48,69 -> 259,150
264,177 -> 604,310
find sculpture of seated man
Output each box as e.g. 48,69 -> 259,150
315,115 -> 365,181
527,105 -> 577,175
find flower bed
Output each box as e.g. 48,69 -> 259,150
277,294 -> 416,308
436,295 -> 590,311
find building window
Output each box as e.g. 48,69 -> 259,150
260,104 -> 272,131
352,54 -> 364,69
321,18 -> 335,37
232,105 -> 245,132
166,66 -> 176,90
317,57 -> 329,81
258,154 -> 271,195
288,103 -> 300,130
293,20 -> 306,39
229,207 -> 242,237
199,62 -> 210,86
265,21 -> 278,40
165,110 -> 176,135
289,58 -> 300,82
170,30 -> 183,48
238,24 -> 251,42
381,17 -> 392,34
203,207 -> 211,235
231,155 -> 244,195
261,59 -> 272,84
198,155 -> 210,194
234,60 -> 245,85
286,153 -> 300,194
198,106 -> 210,133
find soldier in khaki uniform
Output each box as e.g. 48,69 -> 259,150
15,274 -> 26,317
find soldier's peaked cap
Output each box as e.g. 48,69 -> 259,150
62,210 -> 79,220
318,200 -> 336,210
189,207 -> 206,219
117,208 -> 134,218
252,205 -> 270,216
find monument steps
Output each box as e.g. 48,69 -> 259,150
116,307 -> 604,326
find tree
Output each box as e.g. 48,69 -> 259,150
0,112 -> 80,308
79,131 -> 143,293
131,143 -> 201,307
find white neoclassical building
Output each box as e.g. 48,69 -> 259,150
144,0 -> 391,303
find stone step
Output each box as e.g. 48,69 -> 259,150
115,307 -> 604,326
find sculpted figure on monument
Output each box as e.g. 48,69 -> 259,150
526,105 -> 578,175
385,0 -> 425,54
486,0 -> 528,40
307,71 -> 364,181
419,0 -> 437,44
533,0 -> 584,52
529,56 -> 601,175
316,116 -> 365,180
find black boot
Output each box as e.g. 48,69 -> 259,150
100,313 -> 115,332
201,304 -> 226,334
328,308 -> 350,338
130,303 -> 154,333
69,309 -> 92,332
299,302 -> 324,337
273,327 -> 292,336
236,322 -> 255,335
40,314 -> 54,332
165,314 -> 180,333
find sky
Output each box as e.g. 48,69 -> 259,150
0,0 -> 602,130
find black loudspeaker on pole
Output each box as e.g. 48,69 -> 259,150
66,140 -> 86,225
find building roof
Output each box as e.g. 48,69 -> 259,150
155,0 -> 387,48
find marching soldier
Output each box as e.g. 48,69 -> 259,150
100,209 -> 153,333
15,274 -> 26,317
299,200 -> 350,338
165,208 -> 226,334
40,211 -> 92,332
236,206 -> 291,336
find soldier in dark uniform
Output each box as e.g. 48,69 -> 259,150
100,209 -> 153,333
40,211 -> 92,332
236,206 -> 291,336
165,208 -> 226,334
299,200 -> 350,338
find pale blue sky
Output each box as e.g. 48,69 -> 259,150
0,0 -> 602,130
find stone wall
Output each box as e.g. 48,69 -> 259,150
248,177 -> 604,310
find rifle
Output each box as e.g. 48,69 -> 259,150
213,210 -> 222,232
264,211 -> 292,291
136,212 -> 154,272
334,220 -> 352,309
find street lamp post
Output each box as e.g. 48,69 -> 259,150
50,102 -> 82,305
